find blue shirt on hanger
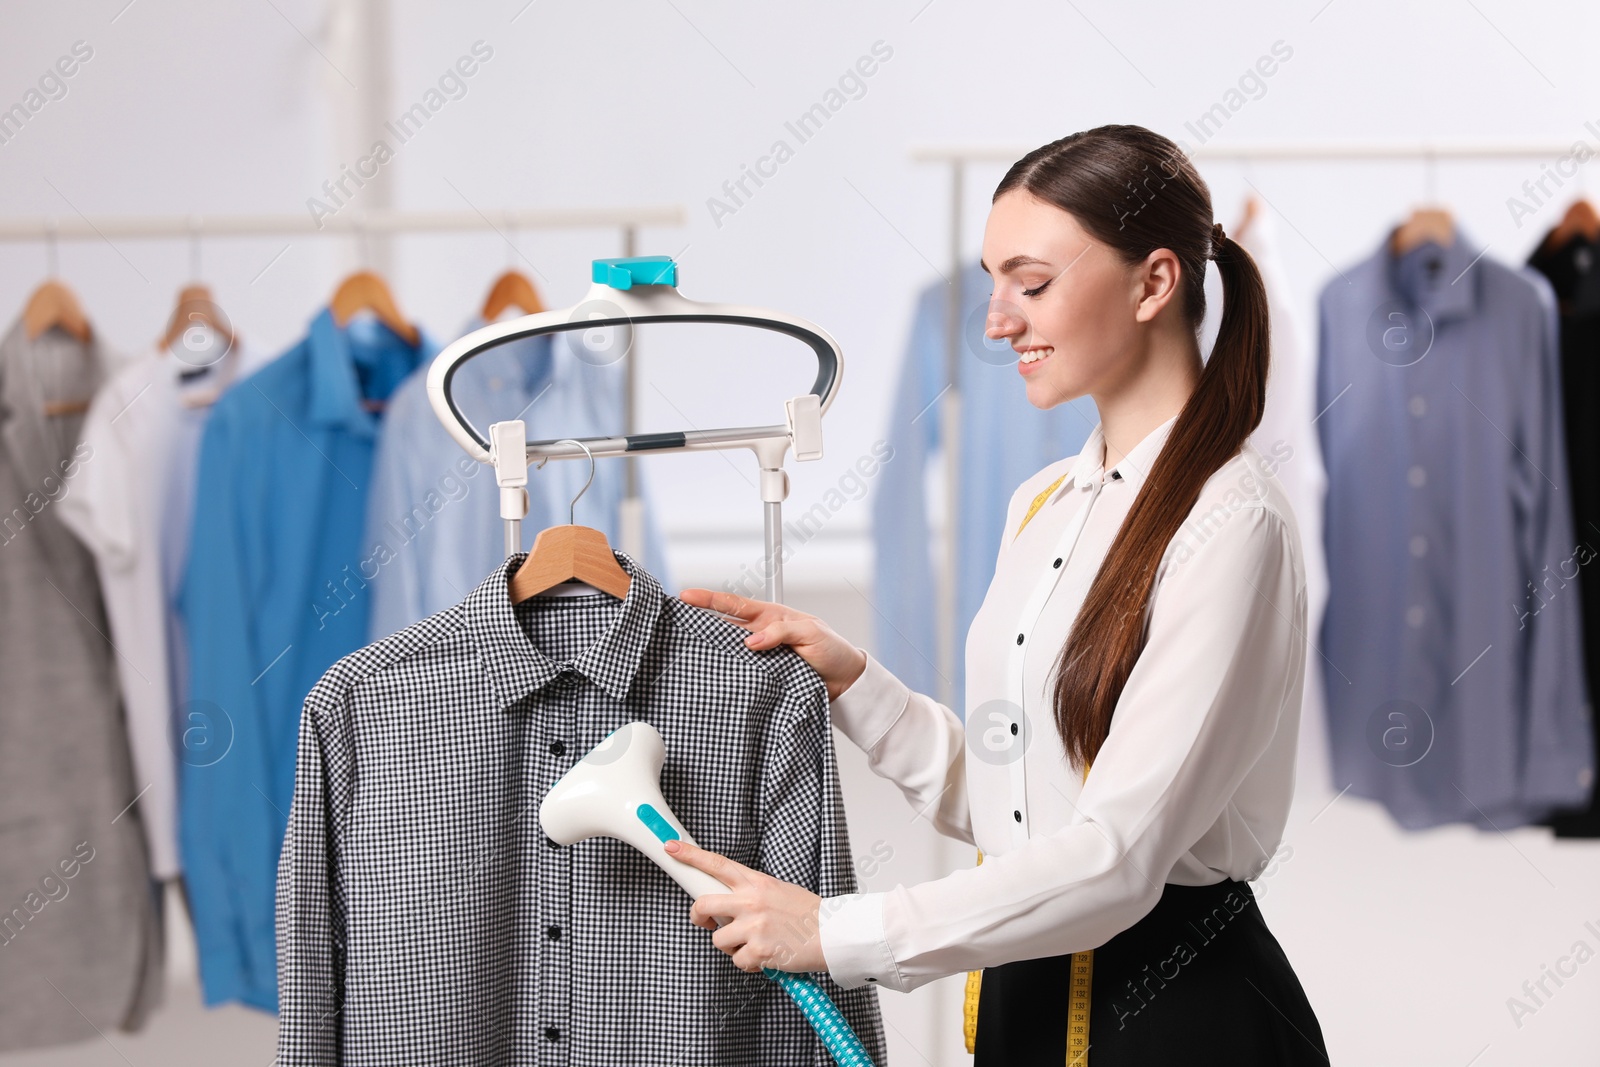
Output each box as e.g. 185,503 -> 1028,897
363,322 -> 670,641
1317,233 -> 1594,830
178,308 -> 429,1011
871,265 -> 1097,714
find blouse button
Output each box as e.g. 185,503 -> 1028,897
1053,558 -> 1063,568
1016,633 -> 1025,645
1013,809 -> 1022,822
1010,723 -> 1019,736
550,740 -> 567,757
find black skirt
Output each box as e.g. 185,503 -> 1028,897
973,880 -> 1327,1066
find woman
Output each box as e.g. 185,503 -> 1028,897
672,125 -> 1327,1065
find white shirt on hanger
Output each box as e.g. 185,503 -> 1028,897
57,339 -> 257,880
818,414 -> 1308,992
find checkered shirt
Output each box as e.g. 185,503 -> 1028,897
275,551 -> 886,1066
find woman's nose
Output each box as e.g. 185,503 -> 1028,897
986,301 -> 1026,340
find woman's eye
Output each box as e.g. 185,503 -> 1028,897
1022,279 -> 1052,298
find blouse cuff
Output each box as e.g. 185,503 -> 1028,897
828,651 -> 913,756
818,892 -> 903,991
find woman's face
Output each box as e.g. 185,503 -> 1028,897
980,189 -> 1153,410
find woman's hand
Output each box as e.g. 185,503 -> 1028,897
665,839 -> 827,974
677,589 -> 867,701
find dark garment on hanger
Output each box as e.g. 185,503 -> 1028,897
276,551 -> 885,1066
1529,231 -> 1600,837
973,880 -> 1326,1066
0,318 -> 163,1052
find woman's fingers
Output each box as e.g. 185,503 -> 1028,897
665,839 -> 753,889
690,892 -> 740,930
677,588 -> 779,626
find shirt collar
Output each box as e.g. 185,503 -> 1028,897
306,307 -> 422,436
1375,229 -> 1482,324
464,549 -> 664,709
1065,413 -> 1180,494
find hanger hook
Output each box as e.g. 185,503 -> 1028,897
46,220 -> 58,278
535,438 -> 596,525
1423,147 -> 1438,205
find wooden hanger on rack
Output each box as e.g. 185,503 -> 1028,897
1390,207 -> 1456,255
509,439 -> 631,603
480,269 -> 545,322
24,279 -> 91,345
329,269 -> 421,347
161,283 -> 236,353
24,278 -> 94,417
1550,198 -> 1600,247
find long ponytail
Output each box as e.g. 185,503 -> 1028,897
994,126 -> 1271,770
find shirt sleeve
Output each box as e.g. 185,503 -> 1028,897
822,503 -> 1304,992
1517,271 -> 1595,810
752,672 -> 887,1064
179,403 -> 280,1009
275,689 -> 351,1065
365,385 -> 428,642
55,375 -> 136,567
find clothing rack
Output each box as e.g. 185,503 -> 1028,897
0,204 -> 687,560
910,139 -> 1594,711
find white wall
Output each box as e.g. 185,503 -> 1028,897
5,1 -> 1600,1064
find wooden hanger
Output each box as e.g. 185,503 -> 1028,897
162,283 -> 234,351
24,279 -> 92,345
509,440 -> 631,602
1550,199 -> 1600,248
329,269 -> 420,347
1390,207 -> 1455,255
23,279 -> 94,416
480,269 -> 545,322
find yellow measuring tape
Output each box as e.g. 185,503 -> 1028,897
965,471 -> 1092,1063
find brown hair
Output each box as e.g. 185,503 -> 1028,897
993,125 -> 1270,770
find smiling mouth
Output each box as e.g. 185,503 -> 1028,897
1018,347 -> 1052,364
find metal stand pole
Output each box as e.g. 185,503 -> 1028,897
618,224 -> 647,561
937,161 -> 964,713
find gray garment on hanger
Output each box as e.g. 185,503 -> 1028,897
0,317 -> 163,1052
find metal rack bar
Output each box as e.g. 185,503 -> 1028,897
0,206 -> 685,241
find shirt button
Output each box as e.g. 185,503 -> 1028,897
866,976 -> 878,983
1016,633 -> 1025,645
1010,722 -> 1019,736
1409,394 -> 1427,417
1013,809 -> 1022,823
546,835 -> 561,849
550,740 -> 567,757
1409,535 -> 1428,558
545,1027 -> 561,1042
547,925 -> 562,941
1407,465 -> 1427,488
1053,558 -> 1063,569
1406,605 -> 1426,628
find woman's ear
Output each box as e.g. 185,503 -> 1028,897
1133,248 -> 1183,323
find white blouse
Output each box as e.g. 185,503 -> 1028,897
818,414 -> 1308,993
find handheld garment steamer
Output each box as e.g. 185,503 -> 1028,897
540,722 -> 875,1067
427,256 -> 874,1064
